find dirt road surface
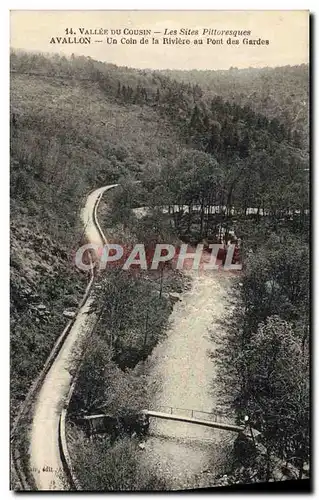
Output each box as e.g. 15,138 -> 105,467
28,185 -> 115,490
143,270 -> 236,490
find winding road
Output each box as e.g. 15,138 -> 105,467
28,185 -> 116,490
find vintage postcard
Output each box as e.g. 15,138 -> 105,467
10,10 -> 310,492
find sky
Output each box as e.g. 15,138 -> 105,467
10,10 -> 309,70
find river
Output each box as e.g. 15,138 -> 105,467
142,269 -> 237,490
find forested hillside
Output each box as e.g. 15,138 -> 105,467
10,49 -> 309,487
162,65 -> 309,149
10,50 -> 182,420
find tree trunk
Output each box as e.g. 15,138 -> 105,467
266,449 -> 271,481
200,197 -> 205,238
187,203 -> 192,233
298,460 -> 304,480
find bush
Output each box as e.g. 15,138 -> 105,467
72,435 -> 169,491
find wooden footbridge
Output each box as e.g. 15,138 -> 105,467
145,408 -> 244,433
78,405 -> 247,437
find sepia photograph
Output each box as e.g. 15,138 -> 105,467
9,9 -> 310,492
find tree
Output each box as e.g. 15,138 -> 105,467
241,234 -> 309,331
206,120 -> 222,154
70,335 -> 147,415
108,176 -> 140,230
162,149 -> 221,238
93,269 -> 171,368
213,221 -> 309,481
245,316 -> 309,479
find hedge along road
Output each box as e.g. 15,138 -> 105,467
29,184 -> 117,490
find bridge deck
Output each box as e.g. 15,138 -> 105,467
79,410 -> 245,434
145,410 -> 244,433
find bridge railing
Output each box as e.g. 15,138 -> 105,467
151,405 -> 234,424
